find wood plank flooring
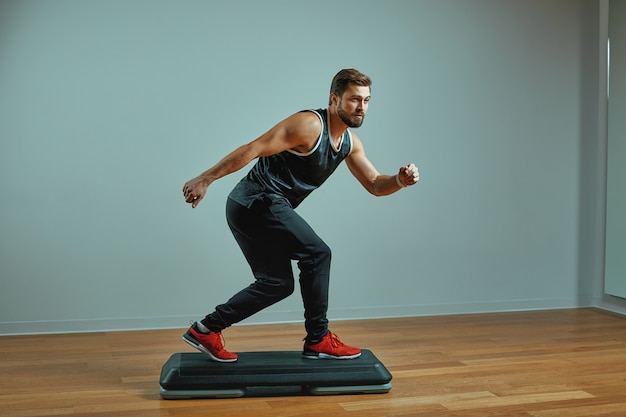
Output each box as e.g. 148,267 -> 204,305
1,308 -> 626,416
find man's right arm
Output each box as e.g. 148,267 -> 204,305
182,112 -> 321,208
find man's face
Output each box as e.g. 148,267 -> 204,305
336,85 -> 370,128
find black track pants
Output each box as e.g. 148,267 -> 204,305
202,197 -> 330,342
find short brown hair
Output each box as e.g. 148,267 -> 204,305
329,69 -> 371,105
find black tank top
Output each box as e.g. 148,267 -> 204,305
228,108 -> 353,208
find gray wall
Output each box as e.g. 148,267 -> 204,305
1,0 -> 622,335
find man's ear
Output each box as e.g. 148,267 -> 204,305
329,92 -> 339,107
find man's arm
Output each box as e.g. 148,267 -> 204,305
183,112 -> 321,208
345,134 -> 419,196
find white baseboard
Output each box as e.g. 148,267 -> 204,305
0,297 -> 600,336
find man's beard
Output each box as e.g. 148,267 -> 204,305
337,105 -> 365,128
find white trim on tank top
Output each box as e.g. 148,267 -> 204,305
286,109 -> 349,156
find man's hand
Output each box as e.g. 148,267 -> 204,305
182,176 -> 209,208
398,163 -> 419,187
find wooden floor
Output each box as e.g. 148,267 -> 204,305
1,308 -> 626,416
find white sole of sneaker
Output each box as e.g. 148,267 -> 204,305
182,335 -> 237,363
302,352 -> 362,360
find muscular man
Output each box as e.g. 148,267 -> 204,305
182,69 -> 419,362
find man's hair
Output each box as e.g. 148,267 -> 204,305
329,69 -> 371,105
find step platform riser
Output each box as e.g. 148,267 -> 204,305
159,349 -> 392,399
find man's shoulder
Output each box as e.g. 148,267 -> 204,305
282,110 -> 324,137
299,108 -> 325,115
295,108 -> 324,122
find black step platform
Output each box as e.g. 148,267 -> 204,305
159,349 -> 392,399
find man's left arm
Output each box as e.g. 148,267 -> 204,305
345,135 -> 419,196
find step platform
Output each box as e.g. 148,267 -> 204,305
159,349 -> 392,399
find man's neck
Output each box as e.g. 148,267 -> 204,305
327,107 -> 348,145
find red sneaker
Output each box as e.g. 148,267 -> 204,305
182,323 -> 238,362
302,332 -> 361,359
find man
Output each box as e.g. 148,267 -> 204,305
182,69 -> 419,362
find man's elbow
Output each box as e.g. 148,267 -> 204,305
369,181 -> 387,197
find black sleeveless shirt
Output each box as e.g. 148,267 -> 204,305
228,108 -> 353,208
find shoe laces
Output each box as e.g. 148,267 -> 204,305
192,321 -> 227,352
328,332 -> 344,347
214,333 -> 227,352
204,330 -> 227,352
303,332 -> 345,346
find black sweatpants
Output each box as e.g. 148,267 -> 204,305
201,197 -> 330,342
